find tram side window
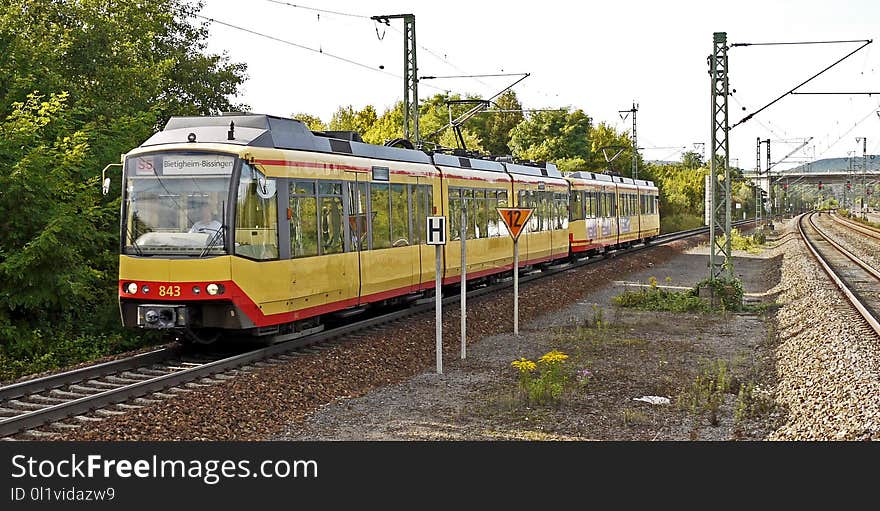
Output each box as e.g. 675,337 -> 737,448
571,190 -> 584,221
370,182 -> 391,249
476,189 -> 490,239
391,184 -> 409,247
347,181 -> 368,251
463,189 -> 477,240
487,190 -> 499,237
449,187 -> 461,240
556,193 -> 569,229
289,180 -> 318,258
235,164 -> 279,260
318,181 -> 344,255
423,185 -> 433,240
527,191 -> 540,232
410,185 -> 421,244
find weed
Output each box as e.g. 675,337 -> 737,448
511,350 -> 572,406
585,303 -> 606,330
677,359 -> 733,426
720,227 -> 765,254
613,279 -> 709,313
733,381 -> 776,424
693,276 -> 744,312
622,408 -> 649,427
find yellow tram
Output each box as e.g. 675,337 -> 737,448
116,113 -> 659,343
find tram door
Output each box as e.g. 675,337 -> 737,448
413,177 -> 434,291
347,178 -> 368,303
352,176 -> 420,302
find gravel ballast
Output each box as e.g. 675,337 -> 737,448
28,216 -> 880,441
44,238 -> 708,441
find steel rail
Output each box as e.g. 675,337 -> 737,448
0,348 -> 175,402
798,213 -> 880,335
0,219 -> 755,437
828,212 -> 880,241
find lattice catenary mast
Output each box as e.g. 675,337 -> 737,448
371,13 -> 419,145
708,32 -> 733,281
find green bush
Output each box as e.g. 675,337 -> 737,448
694,276 -> 744,311
613,277 -> 709,312
511,350 -> 572,406
0,327 -> 162,381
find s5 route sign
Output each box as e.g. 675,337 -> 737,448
497,208 -> 533,241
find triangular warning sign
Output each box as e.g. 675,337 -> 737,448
497,208 -> 534,240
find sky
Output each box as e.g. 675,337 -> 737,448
198,0 -> 880,171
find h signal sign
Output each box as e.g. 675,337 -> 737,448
497,208 -> 534,240
426,216 -> 446,245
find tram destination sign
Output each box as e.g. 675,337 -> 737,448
497,208 -> 534,241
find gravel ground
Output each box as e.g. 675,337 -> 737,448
41,237 -> 709,441
274,232 -> 780,441
768,215 -> 880,440
812,213 -> 880,268
27,216 -> 880,441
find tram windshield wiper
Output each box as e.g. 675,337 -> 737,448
126,224 -> 144,256
199,225 -> 226,257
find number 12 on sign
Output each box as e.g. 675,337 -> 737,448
497,208 -> 534,336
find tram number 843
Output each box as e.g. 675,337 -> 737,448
159,285 -> 182,297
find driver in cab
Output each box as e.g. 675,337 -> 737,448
189,203 -> 222,234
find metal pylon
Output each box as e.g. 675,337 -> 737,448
708,32 -> 733,280
372,13 -> 419,145
402,14 -> 419,145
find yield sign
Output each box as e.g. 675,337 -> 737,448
497,208 -> 534,240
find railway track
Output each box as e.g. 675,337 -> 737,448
0,220 -> 754,439
798,212 -> 880,335
827,211 -> 880,241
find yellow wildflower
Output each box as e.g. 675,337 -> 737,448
538,350 -> 569,364
511,357 -> 536,372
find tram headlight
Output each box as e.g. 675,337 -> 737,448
192,286 -> 201,295
206,283 -> 220,295
141,285 -> 150,294
126,282 -> 138,294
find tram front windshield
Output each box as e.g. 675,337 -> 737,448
122,152 -> 234,256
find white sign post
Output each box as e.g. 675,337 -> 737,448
426,216 -> 446,374
497,208 -> 534,337
704,174 -> 712,226
460,207 -> 467,360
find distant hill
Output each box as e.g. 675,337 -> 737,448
782,155 -> 880,173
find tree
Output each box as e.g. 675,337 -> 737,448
681,151 -> 704,169
293,113 -> 327,131
329,105 -> 377,136
0,0 -> 247,351
589,122 -> 637,175
508,108 -> 592,164
361,94 -> 483,151
467,90 -> 524,156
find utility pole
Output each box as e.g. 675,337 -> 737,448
708,32 -> 733,281
765,139 -> 771,221
858,136 -> 867,218
755,137 -> 762,222
371,14 -> 419,145
618,102 -> 639,179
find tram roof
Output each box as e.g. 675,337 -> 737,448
141,113 -> 432,164
141,113 -> 571,178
